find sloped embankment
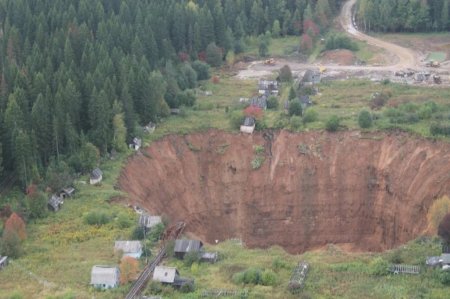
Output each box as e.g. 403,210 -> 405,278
119,130 -> 450,254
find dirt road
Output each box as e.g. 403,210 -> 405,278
340,0 -> 417,69
237,0 -> 449,82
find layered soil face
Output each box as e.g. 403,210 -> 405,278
119,130 -> 450,254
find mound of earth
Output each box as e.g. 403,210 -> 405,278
319,49 -> 356,65
119,130 -> 450,254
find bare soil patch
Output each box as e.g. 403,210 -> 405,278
119,130 -> 450,254
319,49 -> 356,65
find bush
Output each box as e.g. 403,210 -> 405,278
430,123 -> 450,136
325,33 -> 359,51
191,60 -> 211,80
117,213 -> 132,229
288,101 -> 302,116
439,270 -> 450,285
438,213 -> 450,244
325,115 -> 340,132
229,110 -> 244,130
253,145 -> 265,155
368,257 -> 389,276
288,87 -> 297,100
184,251 -> 200,267
176,90 -> 196,107
358,110 -> 373,128
427,196 -> 450,232
131,226 -> 145,240
148,223 -> 165,242
267,96 -> 279,109
261,269 -> 278,286
370,92 -> 389,110
290,116 -> 302,129
303,109 -> 318,123
84,210 -> 111,226
27,191 -> 48,219
251,156 -> 265,170
180,282 -> 195,293
279,65 -> 293,82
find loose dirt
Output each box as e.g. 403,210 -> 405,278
119,130 -> 450,254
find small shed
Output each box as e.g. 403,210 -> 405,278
90,168 -> 103,185
440,254 -> 450,265
174,239 -> 203,259
60,187 -> 75,199
90,265 -> 120,289
250,95 -> 268,110
48,194 -> 63,212
139,214 -> 162,230
240,117 -> 256,134
0,256 -> 8,270
144,122 -> 156,134
153,266 -> 180,284
129,137 -> 142,151
201,252 -> 218,263
114,241 -> 143,259
258,80 -> 279,95
426,256 -> 441,267
302,70 -> 321,85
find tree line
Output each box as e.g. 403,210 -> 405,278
356,0 -> 450,32
0,0 -> 342,189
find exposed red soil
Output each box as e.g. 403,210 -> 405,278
118,130 -> 450,254
319,49 -> 356,65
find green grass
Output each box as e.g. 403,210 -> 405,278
2,71 -> 450,298
243,36 -> 300,58
427,52 -> 446,62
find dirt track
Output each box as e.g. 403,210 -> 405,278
119,130 -> 450,254
237,0 -> 449,81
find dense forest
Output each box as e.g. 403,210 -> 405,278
0,0 -> 343,191
356,0 -> 450,32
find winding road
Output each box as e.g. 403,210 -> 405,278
238,0 -> 448,81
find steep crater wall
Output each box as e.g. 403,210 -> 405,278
119,130 -> 450,254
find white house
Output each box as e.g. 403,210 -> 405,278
114,240 -> 143,259
240,117 -> 255,134
153,266 -> 180,284
90,265 -> 120,289
139,214 -> 162,230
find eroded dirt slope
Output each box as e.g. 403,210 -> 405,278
119,130 -> 450,254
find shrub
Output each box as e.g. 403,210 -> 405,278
117,213 -> 132,229
358,110 -> 373,128
279,65 -> 293,82
368,257 -> 389,276
289,101 -> 302,116
325,115 -> 340,132
267,96 -> 279,109
439,270 -> 450,285
176,90 -> 196,107
131,226 -> 145,240
325,33 -> 359,51
370,92 -> 389,110
148,280 -> 163,294
290,116 -> 302,129
184,251 -> 201,267
148,223 -> 165,242
84,210 -> 111,226
120,256 -> 139,284
1,229 -> 22,258
27,191 -> 48,219
191,60 -> 211,80
430,123 -> 450,136
272,257 -> 289,270
253,145 -> 265,155
251,156 -> 265,170
180,281 -> 195,293
229,110 -> 244,130
288,87 -> 297,100
261,269 -> 278,286
303,109 -> 318,123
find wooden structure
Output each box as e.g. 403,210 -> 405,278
90,168 -> 103,185
0,256 -> 8,270
90,265 -> 120,289
201,289 -> 249,298
240,117 -> 255,134
174,239 -> 203,259
125,222 -> 185,299
389,264 -> 420,275
288,261 -> 309,294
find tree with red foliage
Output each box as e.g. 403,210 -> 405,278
178,52 -> 189,62
120,256 -> 139,284
198,51 -> 206,62
438,213 -> 450,244
4,212 -> 26,240
303,19 -> 320,37
1,213 -> 26,258
244,105 -> 263,120
300,34 -> 313,53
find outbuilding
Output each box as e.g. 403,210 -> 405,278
114,241 -> 143,259
174,239 -> 203,259
0,256 -> 8,270
90,265 -> 120,289
48,194 -> 63,212
153,266 -> 180,284
240,117 -> 256,134
139,214 -> 162,230
90,168 -> 103,185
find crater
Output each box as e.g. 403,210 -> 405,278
118,130 -> 450,254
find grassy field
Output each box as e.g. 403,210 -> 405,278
1,73 -> 450,298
